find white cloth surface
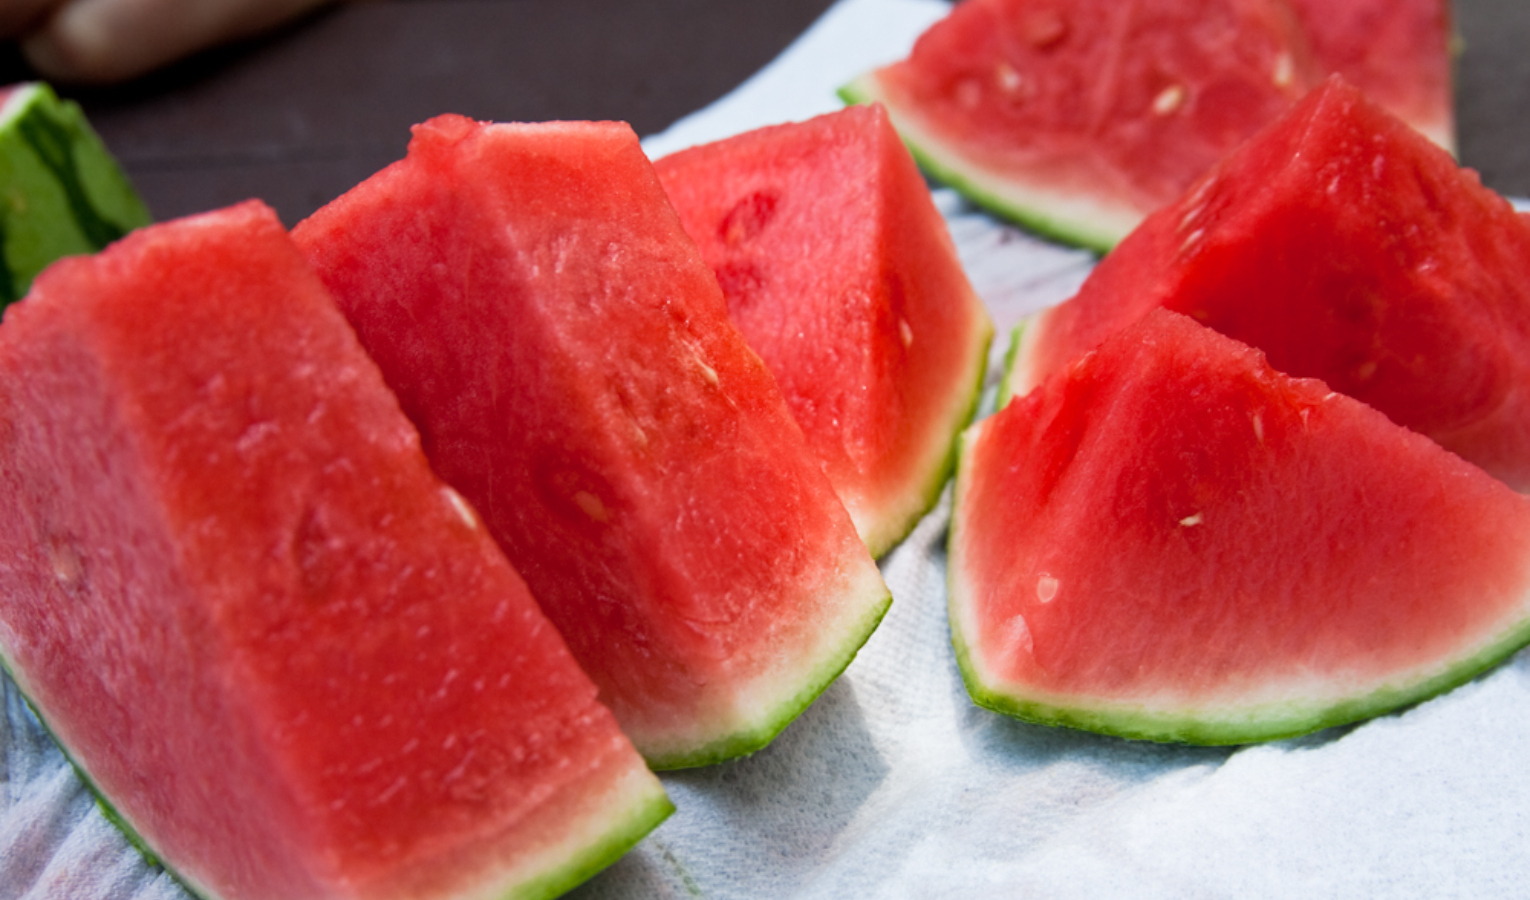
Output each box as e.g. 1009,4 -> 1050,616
7,0 -> 1530,897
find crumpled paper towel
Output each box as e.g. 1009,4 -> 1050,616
7,0 -> 1530,897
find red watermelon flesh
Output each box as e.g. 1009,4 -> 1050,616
0,201 -> 671,900
1286,0 -> 1455,151
292,116 -> 891,770
653,104 -> 993,558
951,308 -> 1530,744
839,0 -> 1324,251
1008,76 -> 1530,490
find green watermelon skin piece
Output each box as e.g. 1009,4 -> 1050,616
951,308 -> 1530,745
839,0 -> 1323,252
653,104 -> 993,559
1008,76 -> 1530,491
292,116 -> 891,770
1286,0 -> 1455,152
0,200 -> 671,900
0,82 -> 150,304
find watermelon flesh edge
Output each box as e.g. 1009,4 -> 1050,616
950,309 -> 1530,745
653,104 -> 994,559
0,200 -> 670,899
292,116 -> 892,771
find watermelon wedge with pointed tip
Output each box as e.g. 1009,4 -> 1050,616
1007,76 -> 1530,490
0,82 -> 150,304
0,200 -> 671,900
951,308 -> 1530,745
293,116 -> 891,770
654,104 -> 993,558
839,0 -> 1322,252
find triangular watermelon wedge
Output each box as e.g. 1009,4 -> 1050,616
1007,76 -> 1530,491
840,0 -> 1323,252
0,201 -> 671,900
950,308 -> 1530,744
654,104 -> 993,558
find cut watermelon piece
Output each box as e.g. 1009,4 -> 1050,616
839,0 -> 1323,251
1287,0 -> 1455,152
0,82 -> 150,305
951,308 -> 1530,745
292,116 -> 891,770
653,104 -> 993,558
1008,76 -> 1530,490
0,201 -> 671,900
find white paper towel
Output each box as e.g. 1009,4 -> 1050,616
7,1 -> 1530,897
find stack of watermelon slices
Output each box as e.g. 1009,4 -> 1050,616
0,93 -> 1003,897
842,0 -> 1455,251
949,76 -> 1530,743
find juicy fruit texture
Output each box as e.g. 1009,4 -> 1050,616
654,104 -> 993,558
840,0 -> 1322,251
0,82 -> 150,305
1287,0 -> 1455,151
951,309 -> 1530,744
293,116 -> 891,770
0,201 -> 670,900
1008,77 -> 1530,490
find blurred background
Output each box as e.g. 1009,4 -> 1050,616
0,0 -> 1523,228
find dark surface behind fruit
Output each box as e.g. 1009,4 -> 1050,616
0,0 -> 1522,227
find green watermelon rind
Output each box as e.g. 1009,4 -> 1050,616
860,307 -> 993,560
993,321 -> 1027,411
0,82 -> 151,305
1,649 -> 675,900
645,577 -> 892,771
839,75 -> 1131,255
946,421 -> 1530,746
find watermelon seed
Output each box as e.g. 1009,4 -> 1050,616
1272,53 -> 1295,89
47,540 -> 82,587
1036,573 -> 1059,603
1152,85 -> 1186,116
1179,512 -> 1204,527
574,490 -> 610,522
442,487 -> 479,529
994,63 -> 1024,95
1252,411 -> 1265,444
694,355 -> 720,387
899,317 -> 914,348
1006,614 -> 1035,658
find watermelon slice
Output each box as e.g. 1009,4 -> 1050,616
951,308 -> 1530,745
0,200 -> 671,900
1007,76 -> 1530,490
292,116 -> 892,770
839,0 -> 1323,252
653,104 -> 993,558
0,82 -> 150,305
1286,0 -> 1455,152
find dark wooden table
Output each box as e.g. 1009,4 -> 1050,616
2,0 -> 1525,228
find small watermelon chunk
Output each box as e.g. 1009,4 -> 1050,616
654,104 -> 993,558
840,0 -> 1323,251
1009,76 -> 1530,490
951,309 -> 1530,745
0,82 -> 150,305
0,201 -> 670,900
1287,0 -> 1455,151
293,116 -> 892,770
